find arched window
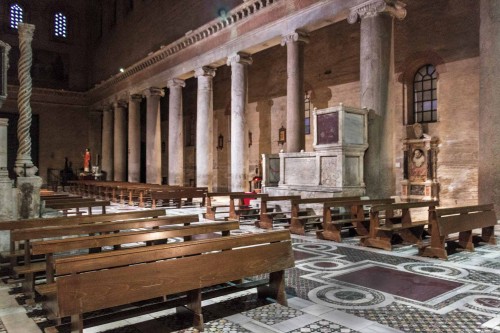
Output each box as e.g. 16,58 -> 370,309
413,64 -> 437,123
54,12 -> 67,38
9,3 -> 24,29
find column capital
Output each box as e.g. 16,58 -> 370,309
113,100 -> 128,109
143,87 -> 165,98
101,104 -> 113,112
129,94 -> 143,103
167,78 -> 186,88
194,66 -> 216,78
18,23 -> 35,42
280,30 -> 310,46
347,0 -> 406,24
227,52 -> 253,66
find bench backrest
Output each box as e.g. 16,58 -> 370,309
55,230 -> 294,317
292,196 -> 361,205
0,209 -> 167,230
436,203 -> 497,235
45,200 -> 110,209
30,220 -> 239,255
370,200 -> 439,213
323,198 -> 394,209
229,193 -> 269,200
15,214 -> 199,243
150,187 -> 208,200
262,195 -> 301,202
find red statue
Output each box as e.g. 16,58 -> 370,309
84,148 -> 91,173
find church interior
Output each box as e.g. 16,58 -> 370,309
0,0 -> 499,332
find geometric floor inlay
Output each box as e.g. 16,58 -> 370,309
288,319 -> 360,333
333,266 -> 463,302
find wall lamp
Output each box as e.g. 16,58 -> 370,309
216,134 -> 224,150
278,125 -> 286,145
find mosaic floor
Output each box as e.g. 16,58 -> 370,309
1,202 -> 500,332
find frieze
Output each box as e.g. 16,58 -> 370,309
347,0 -> 406,24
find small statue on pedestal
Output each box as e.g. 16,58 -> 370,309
83,148 -> 91,173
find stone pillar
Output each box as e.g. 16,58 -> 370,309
113,100 -> 127,181
227,52 -> 252,191
479,0 -> 500,214
348,0 -> 406,198
144,88 -> 164,185
195,67 -> 216,190
101,106 -> 114,180
0,119 -> 13,248
281,30 -> 309,153
128,94 -> 142,183
167,78 -> 185,186
88,110 -> 102,170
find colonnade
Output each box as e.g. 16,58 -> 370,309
96,0 -> 406,196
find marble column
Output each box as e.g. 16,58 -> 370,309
101,106 -> 114,181
195,67 -> 216,190
228,52 -> 252,192
113,100 -> 127,181
479,0 -> 500,214
167,78 -> 185,186
144,88 -> 164,185
128,94 -> 142,183
88,110 -> 102,171
281,30 -> 309,153
348,0 -> 406,198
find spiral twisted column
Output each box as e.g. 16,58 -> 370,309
14,23 -> 37,177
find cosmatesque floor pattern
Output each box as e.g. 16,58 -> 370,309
1,202 -> 500,333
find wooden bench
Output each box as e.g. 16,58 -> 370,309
42,229 -> 293,333
318,198 -> 395,242
289,196 -> 362,235
13,214 -> 201,297
360,200 -> 439,251
418,203 -> 498,259
0,209 -> 166,272
255,195 -> 301,229
150,187 -> 208,208
228,193 -> 269,221
205,192 -> 245,220
44,200 -> 111,216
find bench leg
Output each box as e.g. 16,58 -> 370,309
289,218 -> 305,235
70,313 -> 83,333
317,224 -> 342,242
257,270 -> 287,306
458,231 -> 475,251
399,226 -> 424,245
176,289 -> 203,331
481,226 -> 496,245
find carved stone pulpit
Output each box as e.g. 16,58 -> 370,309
401,123 -> 439,201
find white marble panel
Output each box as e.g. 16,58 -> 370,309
344,112 -> 365,145
284,156 -> 316,185
320,156 -> 340,186
345,156 -> 361,186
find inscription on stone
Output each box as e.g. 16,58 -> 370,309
410,185 -> 425,196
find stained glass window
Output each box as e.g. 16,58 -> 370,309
10,3 -> 23,29
54,12 -> 67,38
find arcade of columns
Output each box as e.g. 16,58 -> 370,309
94,0 -> 405,196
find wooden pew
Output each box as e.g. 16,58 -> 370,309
42,230 -> 293,333
418,203 -> 498,259
228,193 -> 269,221
150,187 -> 208,209
318,198 -> 395,242
44,199 -> 111,216
15,214 -> 201,296
205,192 -> 245,220
0,209 -> 166,273
360,200 -> 439,251
255,195 -> 301,229
289,196 -> 362,235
